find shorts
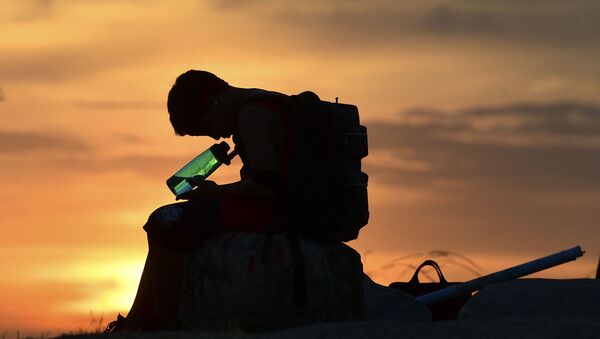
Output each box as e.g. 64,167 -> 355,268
143,197 -> 278,252
143,198 -> 223,252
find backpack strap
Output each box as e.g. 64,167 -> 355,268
232,94 -> 292,234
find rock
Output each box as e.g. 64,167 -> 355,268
177,232 -> 365,332
363,274 -> 431,322
459,278 -> 600,319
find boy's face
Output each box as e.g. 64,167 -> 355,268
184,97 -> 232,140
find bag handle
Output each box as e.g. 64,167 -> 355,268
409,260 -> 448,284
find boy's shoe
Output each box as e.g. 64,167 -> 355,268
104,313 -> 128,333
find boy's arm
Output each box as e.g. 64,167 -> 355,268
177,104 -> 279,200
177,177 -> 274,199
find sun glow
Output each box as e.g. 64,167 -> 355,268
29,250 -> 147,316
58,259 -> 145,314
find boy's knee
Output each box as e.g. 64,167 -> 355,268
147,204 -> 184,227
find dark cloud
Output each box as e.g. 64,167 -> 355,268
1,0 -> 145,23
0,128 -> 182,179
356,101 -> 600,253
113,133 -> 147,144
0,129 -> 172,181
209,0 -> 253,10
1,0 -> 54,22
417,2 -> 600,45
365,101 -> 600,196
36,153 -> 188,180
397,102 -> 600,143
0,32 -> 159,83
0,130 -> 89,154
106,154 -> 186,179
218,1 -> 600,48
0,46 -> 131,82
73,100 -> 163,110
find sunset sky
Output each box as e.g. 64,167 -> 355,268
1,0 -> 599,336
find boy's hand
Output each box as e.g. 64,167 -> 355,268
176,180 -> 218,200
186,175 -> 206,187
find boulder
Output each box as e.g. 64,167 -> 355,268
459,278 -> 600,319
177,232 -> 365,332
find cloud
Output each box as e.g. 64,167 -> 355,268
105,154 -> 187,179
365,101 -> 600,196
73,100 -> 163,110
396,102 -> 600,146
113,133 -> 147,144
0,130 -> 90,154
213,0 -> 600,48
357,100 -> 600,253
415,2 -> 600,45
0,0 -> 146,23
0,43 -> 154,82
0,129 -> 177,181
17,152 -> 189,181
79,153 -> 239,181
0,5 -> 163,83
209,0 -> 253,10
0,128 -> 187,181
0,0 -> 54,22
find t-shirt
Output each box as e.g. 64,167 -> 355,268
218,96 -> 290,233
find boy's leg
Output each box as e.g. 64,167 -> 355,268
123,239 -> 184,330
124,251 -> 152,330
148,237 -> 184,329
124,199 -> 223,330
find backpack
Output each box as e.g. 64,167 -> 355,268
282,91 -> 369,242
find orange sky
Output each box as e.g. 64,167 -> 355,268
1,0 -> 599,336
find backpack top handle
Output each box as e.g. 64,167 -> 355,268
409,260 -> 449,284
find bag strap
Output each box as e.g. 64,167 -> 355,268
409,260 -> 448,284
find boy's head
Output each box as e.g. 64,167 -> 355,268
167,70 -> 229,136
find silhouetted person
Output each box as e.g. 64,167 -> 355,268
105,70 -> 289,331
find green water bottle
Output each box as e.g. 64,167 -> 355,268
166,141 -> 232,196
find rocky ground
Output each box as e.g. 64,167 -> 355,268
57,316 -> 600,339
58,279 -> 600,339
